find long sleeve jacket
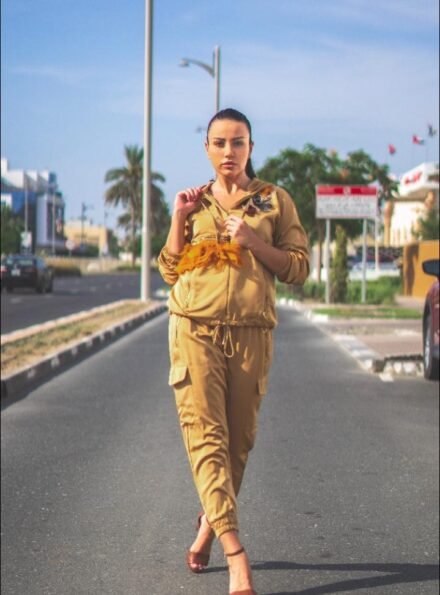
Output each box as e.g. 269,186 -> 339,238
158,178 -> 309,329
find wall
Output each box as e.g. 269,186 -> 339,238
403,240 -> 440,298
46,257 -> 122,274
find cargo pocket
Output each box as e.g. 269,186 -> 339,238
169,364 -> 194,425
168,364 -> 188,387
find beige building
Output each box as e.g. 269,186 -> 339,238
384,162 -> 439,247
64,219 -> 110,255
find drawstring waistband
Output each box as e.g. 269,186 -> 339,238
212,324 -> 235,358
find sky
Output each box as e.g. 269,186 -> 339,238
2,0 -> 439,229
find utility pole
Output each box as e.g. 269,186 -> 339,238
141,0 -> 153,301
80,203 -> 93,251
52,188 -> 56,256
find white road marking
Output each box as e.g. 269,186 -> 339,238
379,373 -> 394,382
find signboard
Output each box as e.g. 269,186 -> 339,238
316,185 -> 378,219
65,239 -> 76,251
20,231 -> 32,250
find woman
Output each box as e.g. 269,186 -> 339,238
158,108 -> 309,595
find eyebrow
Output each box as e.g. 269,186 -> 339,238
211,136 -> 246,141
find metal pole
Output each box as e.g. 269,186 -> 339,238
374,215 -> 379,275
81,202 -> 85,248
214,45 -> 220,112
140,0 -> 153,302
325,218 -> 331,304
24,175 -> 28,234
52,190 -> 56,256
361,218 -> 367,304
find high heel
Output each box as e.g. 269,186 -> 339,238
186,512 -> 214,574
226,548 -> 257,595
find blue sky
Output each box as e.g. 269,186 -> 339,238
2,0 -> 439,228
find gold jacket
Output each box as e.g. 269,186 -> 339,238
158,178 -> 309,329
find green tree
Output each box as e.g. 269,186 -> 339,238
412,207 -> 440,241
1,205 -> 23,254
330,225 -> 349,303
258,144 -> 398,281
104,145 -> 169,266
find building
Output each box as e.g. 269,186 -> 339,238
384,161 -> 439,247
64,219 -> 111,256
1,157 -> 65,253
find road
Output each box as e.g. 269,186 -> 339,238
1,309 -> 439,595
1,271 -> 166,334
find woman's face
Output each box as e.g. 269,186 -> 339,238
205,119 -> 253,179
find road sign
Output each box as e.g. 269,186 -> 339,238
65,239 -> 75,251
316,185 -> 378,219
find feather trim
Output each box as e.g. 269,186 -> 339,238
175,240 -> 242,274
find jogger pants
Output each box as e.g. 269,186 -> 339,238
168,314 -> 273,538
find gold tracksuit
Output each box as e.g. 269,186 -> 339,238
158,179 -> 309,538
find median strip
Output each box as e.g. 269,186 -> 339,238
1,299 -> 168,400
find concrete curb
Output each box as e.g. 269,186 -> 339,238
1,302 -> 168,402
276,298 -> 424,378
1,299 -> 143,346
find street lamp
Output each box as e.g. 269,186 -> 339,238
140,0 -> 153,302
180,45 -> 221,113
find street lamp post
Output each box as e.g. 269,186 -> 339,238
180,45 -> 221,113
52,188 -> 56,256
140,0 -> 153,302
24,174 -> 29,235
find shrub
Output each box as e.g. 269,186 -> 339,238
330,225 -> 348,303
347,277 -> 401,305
277,276 -> 401,305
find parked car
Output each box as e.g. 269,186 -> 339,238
0,255 -> 54,293
422,259 -> 439,380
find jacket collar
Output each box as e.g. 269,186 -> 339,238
201,178 -> 274,211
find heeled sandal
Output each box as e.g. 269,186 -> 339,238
225,548 -> 257,595
186,512 -> 215,574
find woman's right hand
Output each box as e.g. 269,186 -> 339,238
173,186 -> 204,217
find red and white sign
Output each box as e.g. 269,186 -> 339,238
316,185 -> 378,219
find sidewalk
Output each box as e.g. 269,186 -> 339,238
283,297 -> 425,378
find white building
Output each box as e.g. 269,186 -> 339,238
1,157 -> 65,253
388,162 -> 439,246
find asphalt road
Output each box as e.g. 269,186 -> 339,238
1,309 -> 439,595
1,271 -> 166,335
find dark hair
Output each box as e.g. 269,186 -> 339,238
206,108 -> 256,179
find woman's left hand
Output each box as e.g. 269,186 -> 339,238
224,215 -> 257,248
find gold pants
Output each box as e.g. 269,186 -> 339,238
168,314 -> 272,538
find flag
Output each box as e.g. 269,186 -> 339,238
428,124 -> 437,137
388,144 -> 396,155
412,134 -> 425,145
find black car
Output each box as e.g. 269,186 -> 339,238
1,255 -> 54,293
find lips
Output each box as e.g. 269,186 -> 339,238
222,161 -> 236,167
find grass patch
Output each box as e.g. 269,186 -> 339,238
312,306 -> 422,319
1,301 -> 151,376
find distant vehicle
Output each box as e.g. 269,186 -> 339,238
0,255 -> 54,294
422,259 -> 439,380
348,254 -> 398,270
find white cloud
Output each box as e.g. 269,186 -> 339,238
10,65 -> 94,86
147,37 -> 438,134
273,0 -> 439,30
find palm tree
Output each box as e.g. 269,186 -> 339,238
104,145 -> 169,266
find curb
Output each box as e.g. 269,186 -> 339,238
1,302 -> 168,402
277,298 -> 424,378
